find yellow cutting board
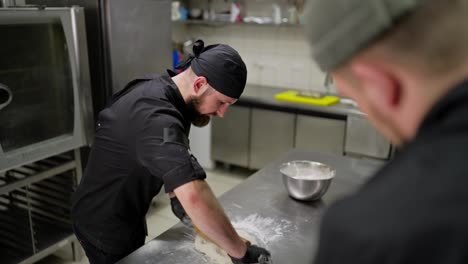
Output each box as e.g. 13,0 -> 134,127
275,91 -> 340,106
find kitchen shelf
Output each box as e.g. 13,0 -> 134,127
0,204 -> 33,264
0,203 -> 75,264
0,153 -> 76,196
172,19 -> 303,28
0,151 -> 81,264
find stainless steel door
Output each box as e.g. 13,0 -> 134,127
249,109 -> 295,170
211,105 -> 251,167
103,0 -> 172,92
0,17 -> 75,152
295,115 -> 346,155
345,115 -> 391,159
0,7 -> 93,171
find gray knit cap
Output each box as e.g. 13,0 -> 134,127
305,0 -> 427,71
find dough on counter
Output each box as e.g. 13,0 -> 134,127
194,230 -> 257,264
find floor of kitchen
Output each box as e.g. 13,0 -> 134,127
36,165 -> 253,264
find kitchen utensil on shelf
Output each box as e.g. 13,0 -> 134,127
281,160 -> 335,201
189,8 -> 202,19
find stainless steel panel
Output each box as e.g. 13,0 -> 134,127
0,16 -> 75,152
249,108 -> 295,169
211,105 -> 250,167
104,0 -> 172,92
72,6 -> 95,146
26,0 -> 112,115
345,115 -> 391,159
295,115 -> 345,155
27,0 -> 172,113
0,7 -> 94,172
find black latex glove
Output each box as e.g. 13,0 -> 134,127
230,244 -> 272,264
170,197 -> 192,226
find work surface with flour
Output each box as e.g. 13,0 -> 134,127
117,150 -> 379,264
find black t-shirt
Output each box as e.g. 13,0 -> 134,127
71,73 -> 206,254
313,81 -> 468,264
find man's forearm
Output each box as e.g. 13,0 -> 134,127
174,180 -> 247,258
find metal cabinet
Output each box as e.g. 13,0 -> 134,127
345,115 -> 391,159
211,106 -> 251,167
211,105 -> 392,170
249,109 -> 295,169
295,115 -> 346,155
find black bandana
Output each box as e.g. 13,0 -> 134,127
176,40 -> 247,99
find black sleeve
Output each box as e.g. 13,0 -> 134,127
314,199 -> 468,264
313,202 -> 381,264
135,109 -> 206,193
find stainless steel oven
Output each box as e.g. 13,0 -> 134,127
0,6 -> 93,172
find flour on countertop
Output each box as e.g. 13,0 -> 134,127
232,213 -> 297,245
143,214 -> 296,263
143,231 -> 213,263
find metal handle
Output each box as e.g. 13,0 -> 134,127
0,83 -> 12,111
1,0 -> 16,7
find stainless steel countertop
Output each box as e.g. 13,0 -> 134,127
238,85 -> 364,117
118,150 -> 383,264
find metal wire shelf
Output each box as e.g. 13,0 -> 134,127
0,151 -> 80,264
0,153 -> 76,196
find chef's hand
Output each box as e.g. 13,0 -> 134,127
229,244 -> 272,264
170,196 -> 192,226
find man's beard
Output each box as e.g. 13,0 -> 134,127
187,98 -> 211,127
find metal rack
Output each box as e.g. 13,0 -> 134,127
0,150 -> 83,264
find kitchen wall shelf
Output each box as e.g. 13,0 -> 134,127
172,19 -> 303,27
0,150 -> 83,264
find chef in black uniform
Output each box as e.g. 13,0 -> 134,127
71,40 -> 270,264
304,0 -> 468,263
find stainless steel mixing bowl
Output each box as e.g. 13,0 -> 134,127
280,160 -> 335,201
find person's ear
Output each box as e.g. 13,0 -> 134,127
193,76 -> 208,94
351,62 -> 402,112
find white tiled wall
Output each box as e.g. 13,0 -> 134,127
172,23 -> 333,93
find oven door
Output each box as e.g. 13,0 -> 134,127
0,7 -> 93,172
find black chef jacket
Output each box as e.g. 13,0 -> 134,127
71,73 -> 206,254
314,80 -> 468,264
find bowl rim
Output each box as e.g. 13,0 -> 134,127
280,160 -> 336,180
